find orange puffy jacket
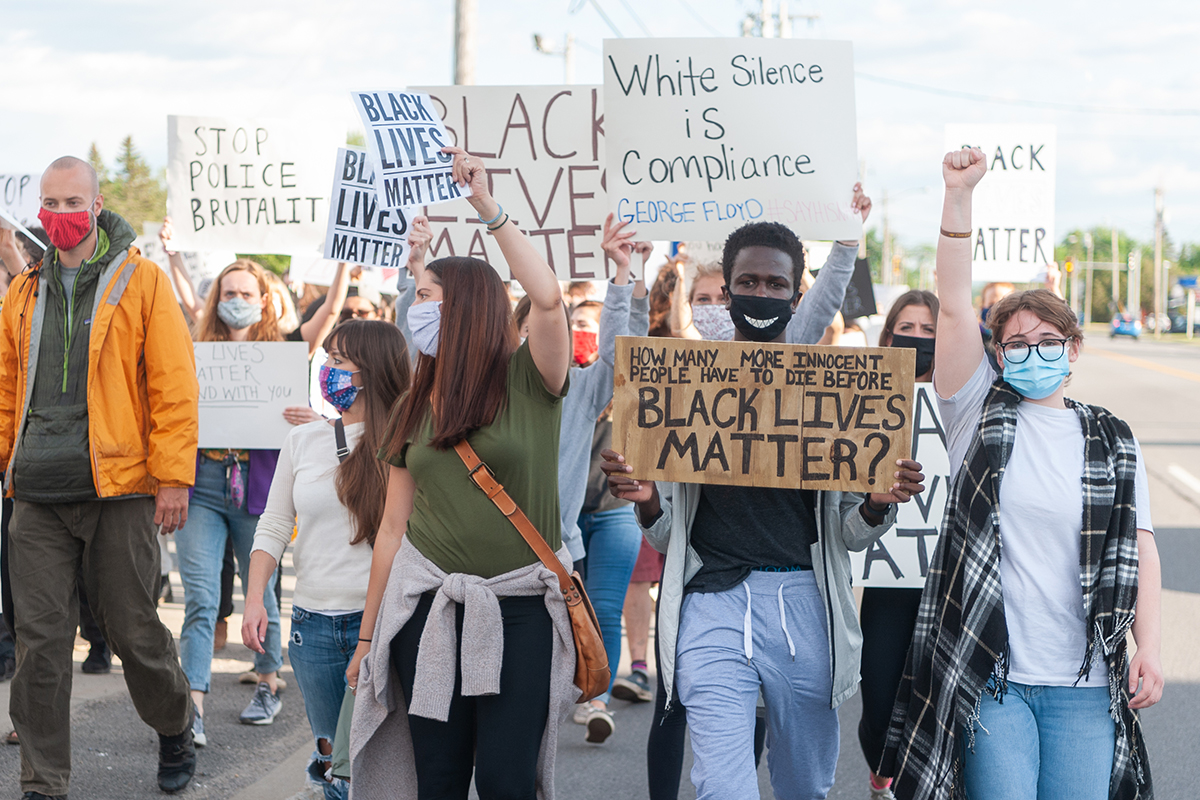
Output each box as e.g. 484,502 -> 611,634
0,246 -> 199,497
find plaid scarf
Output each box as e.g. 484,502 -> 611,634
879,379 -> 1152,800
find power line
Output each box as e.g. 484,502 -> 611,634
673,0 -> 723,35
569,0 -> 624,37
856,73 -> 1200,117
614,0 -> 653,36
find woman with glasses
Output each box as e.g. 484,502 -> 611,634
880,148 -> 1162,800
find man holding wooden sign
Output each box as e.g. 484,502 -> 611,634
603,217 -> 924,799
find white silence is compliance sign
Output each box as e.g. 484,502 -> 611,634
0,174 -> 40,226
944,123 -> 1056,284
196,341 -> 309,449
604,38 -> 862,242
413,85 -> 621,281
167,115 -> 340,254
324,146 -> 414,269
848,384 -> 950,588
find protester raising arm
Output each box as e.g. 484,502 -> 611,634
297,260 -> 350,357
395,215 -> 433,365
445,146 -> 570,395
159,217 -> 204,323
932,147 -> 988,398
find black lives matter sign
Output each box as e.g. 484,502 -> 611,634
613,336 -> 914,492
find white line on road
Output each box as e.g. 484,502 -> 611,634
1167,464 -> 1200,495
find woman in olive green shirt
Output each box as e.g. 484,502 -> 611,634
347,146 -> 573,799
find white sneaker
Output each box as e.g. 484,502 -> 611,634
572,702 -> 591,725
869,781 -> 896,800
585,705 -> 614,744
191,712 -> 207,748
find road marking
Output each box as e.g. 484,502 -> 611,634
1088,348 -> 1200,384
1167,464 -> 1200,495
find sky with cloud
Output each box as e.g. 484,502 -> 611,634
2,0 -> 1196,249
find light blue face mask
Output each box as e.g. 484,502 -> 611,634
1002,351 -> 1070,399
407,300 -> 442,357
216,297 -> 263,330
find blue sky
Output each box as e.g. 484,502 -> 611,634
3,0 -> 1197,248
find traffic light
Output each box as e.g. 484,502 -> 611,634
1065,260 -> 1074,274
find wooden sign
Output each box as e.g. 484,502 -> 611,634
613,336 -> 914,492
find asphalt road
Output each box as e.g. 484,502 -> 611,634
0,331 -> 1196,799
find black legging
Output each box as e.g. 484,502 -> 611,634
647,603 -> 766,800
391,592 -> 553,800
857,586 -> 923,774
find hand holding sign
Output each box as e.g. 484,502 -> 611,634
600,448 -> 658,505
866,459 -> 926,506
943,147 -> 987,192
444,146 -> 496,218
408,215 -> 433,271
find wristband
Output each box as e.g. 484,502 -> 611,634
939,227 -> 972,239
358,637 -> 372,643
479,205 -> 504,226
487,214 -> 510,232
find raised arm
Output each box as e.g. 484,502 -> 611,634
0,228 -> 29,278
159,217 -> 204,322
933,148 -> 988,399
298,261 -> 351,356
347,464 -> 415,692
447,146 -> 570,395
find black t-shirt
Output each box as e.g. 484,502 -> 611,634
581,419 -> 630,515
685,484 -> 817,594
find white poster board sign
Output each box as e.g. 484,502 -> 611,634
604,38 -> 861,242
351,91 -> 467,211
196,341 -> 309,449
0,173 -> 40,226
167,115 -> 339,254
849,384 -> 950,588
944,124 -> 1056,283
324,146 -> 414,269
413,85 -> 623,281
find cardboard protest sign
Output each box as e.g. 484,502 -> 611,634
351,91 -> 467,211
604,38 -> 861,242
324,147 -> 413,269
613,336 -> 913,491
849,384 -> 949,588
410,85 -> 621,281
944,124 -> 1056,283
841,257 -> 877,320
166,115 -> 339,254
0,174 -> 40,226
195,341 -> 309,449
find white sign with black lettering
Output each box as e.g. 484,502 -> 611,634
0,173 -> 40,226
352,91 -> 469,212
849,384 -> 950,588
944,123 -> 1056,283
324,147 -> 414,269
196,341 -> 309,449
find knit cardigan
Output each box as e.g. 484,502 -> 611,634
349,538 -> 578,799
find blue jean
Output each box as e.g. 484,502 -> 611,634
175,458 -> 281,692
577,506 -> 643,703
676,571 -> 838,800
963,680 -> 1116,800
289,607 -> 359,800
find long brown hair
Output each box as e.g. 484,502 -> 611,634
195,259 -> 282,342
325,321 -> 412,546
386,257 -> 516,453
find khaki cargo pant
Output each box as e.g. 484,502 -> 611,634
8,497 -> 191,796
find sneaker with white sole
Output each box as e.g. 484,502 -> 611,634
611,669 -> 653,703
584,705 -> 614,744
869,781 -> 897,800
192,712 -> 207,747
572,702 -> 591,725
239,682 -> 282,725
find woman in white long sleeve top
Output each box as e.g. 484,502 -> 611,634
241,320 -> 411,800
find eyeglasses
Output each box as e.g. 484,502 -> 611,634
998,338 -> 1070,364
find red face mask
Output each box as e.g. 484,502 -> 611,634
37,206 -> 94,252
572,330 -> 599,366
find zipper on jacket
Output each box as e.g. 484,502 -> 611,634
818,501 -> 837,704
57,265 -> 79,394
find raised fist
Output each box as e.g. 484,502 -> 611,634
943,147 -> 987,192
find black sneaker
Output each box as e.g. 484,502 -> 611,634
22,792 -> 67,799
157,716 -> 197,793
81,644 -> 112,675
0,657 -> 14,682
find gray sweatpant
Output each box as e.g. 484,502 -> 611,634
676,570 -> 839,800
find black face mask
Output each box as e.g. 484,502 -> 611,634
727,293 -> 794,342
891,334 -> 935,378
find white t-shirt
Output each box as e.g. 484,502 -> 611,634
252,420 -> 373,612
938,358 -> 1153,687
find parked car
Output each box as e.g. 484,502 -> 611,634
1111,311 -> 1142,339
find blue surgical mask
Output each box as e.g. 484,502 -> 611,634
407,301 -> 442,357
217,297 -> 263,330
1002,352 -> 1070,400
319,365 -> 360,412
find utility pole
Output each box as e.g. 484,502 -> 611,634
778,0 -> 790,37
880,190 -> 891,287
1111,226 -> 1120,309
533,33 -> 575,83
760,0 -> 776,37
1083,231 -> 1094,326
1154,186 -> 1165,338
453,0 -> 476,85
1128,249 -> 1140,321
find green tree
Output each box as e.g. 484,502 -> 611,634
90,136 -> 167,231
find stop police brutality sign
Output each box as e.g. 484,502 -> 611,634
613,336 -> 914,492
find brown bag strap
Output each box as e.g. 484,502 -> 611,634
452,439 -> 573,595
